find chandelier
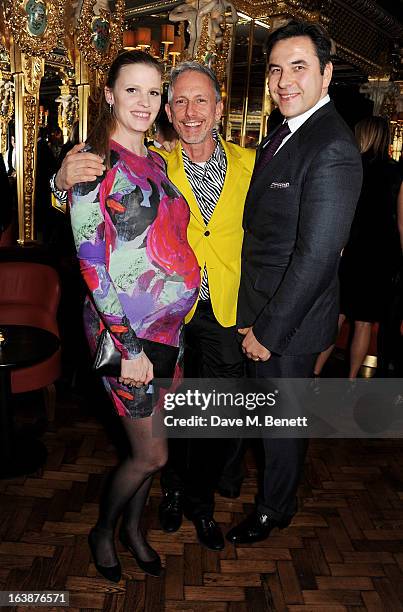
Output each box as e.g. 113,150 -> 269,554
123,25 -> 184,69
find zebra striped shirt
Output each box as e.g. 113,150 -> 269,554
182,131 -> 227,300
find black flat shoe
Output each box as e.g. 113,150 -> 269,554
158,489 -> 183,533
88,528 -> 121,583
226,511 -> 292,545
190,516 -> 224,551
119,529 -> 162,577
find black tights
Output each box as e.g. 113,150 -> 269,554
92,414 -> 167,567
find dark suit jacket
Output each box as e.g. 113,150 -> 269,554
237,101 -> 363,356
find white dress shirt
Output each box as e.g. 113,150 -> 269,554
275,94 -> 330,155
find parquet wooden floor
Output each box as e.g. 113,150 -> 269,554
1,384 -> 403,611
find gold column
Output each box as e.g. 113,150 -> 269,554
0,71 -> 14,154
223,23 -> 237,140
73,0 -> 125,142
259,71 -> 272,142
10,44 -> 44,244
75,53 -> 89,143
240,19 -> 254,148
5,0 -> 65,243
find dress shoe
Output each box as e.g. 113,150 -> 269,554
159,490 -> 183,533
216,485 -> 241,499
190,516 -> 224,551
226,511 -> 292,545
88,528 -> 121,583
119,529 -> 162,577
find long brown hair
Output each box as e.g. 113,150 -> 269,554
87,50 -> 162,168
355,116 -> 390,160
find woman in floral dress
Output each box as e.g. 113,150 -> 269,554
70,50 -> 199,582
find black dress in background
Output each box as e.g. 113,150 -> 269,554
35,135 -> 57,242
339,153 -> 402,322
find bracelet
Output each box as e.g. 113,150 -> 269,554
50,173 -> 68,204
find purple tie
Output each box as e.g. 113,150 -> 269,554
254,122 -> 291,175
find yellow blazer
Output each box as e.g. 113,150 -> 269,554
154,138 -> 255,326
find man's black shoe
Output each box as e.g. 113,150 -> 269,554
159,490 -> 183,533
191,516 -> 224,551
216,485 -> 241,499
226,511 -> 292,544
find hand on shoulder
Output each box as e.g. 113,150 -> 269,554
55,143 -> 105,191
160,139 -> 178,153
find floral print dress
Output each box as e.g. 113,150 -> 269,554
70,140 -> 200,418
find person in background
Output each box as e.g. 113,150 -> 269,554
35,127 -> 57,242
50,125 -> 64,159
57,121 -> 80,168
0,153 -> 13,242
314,116 -> 402,379
377,134 -> 403,377
53,120 -> 84,387
398,165 -> 403,252
3,133 -> 16,177
150,107 -> 178,149
2,131 -> 17,241
69,50 -> 200,582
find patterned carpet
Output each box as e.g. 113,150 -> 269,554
1,371 -> 403,611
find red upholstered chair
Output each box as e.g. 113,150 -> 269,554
0,221 -> 15,247
0,262 -> 61,420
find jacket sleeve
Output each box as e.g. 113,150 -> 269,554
70,176 -> 143,359
252,137 -> 363,354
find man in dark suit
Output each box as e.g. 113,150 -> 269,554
226,19 -> 363,545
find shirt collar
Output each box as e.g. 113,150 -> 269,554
287,95 -> 330,134
182,129 -> 223,165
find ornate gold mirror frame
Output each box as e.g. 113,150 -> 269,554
5,0 -> 65,243
74,0 -> 124,144
2,0 -> 124,242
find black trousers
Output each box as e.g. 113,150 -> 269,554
247,352 -> 317,520
160,300 -> 245,518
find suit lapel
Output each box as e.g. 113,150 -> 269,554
208,138 -> 247,228
248,133 -> 294,198
255,125 -> 284,164
255,133 -> 271,165
165,143 -> 205,227
167,138 -> 250,230
248,102 -> 336,199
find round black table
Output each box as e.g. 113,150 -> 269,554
0,325 -> 60,478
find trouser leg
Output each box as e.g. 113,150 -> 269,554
162,300 -> 245,517
160,438 -> 187,494
248,353 -> 316,519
